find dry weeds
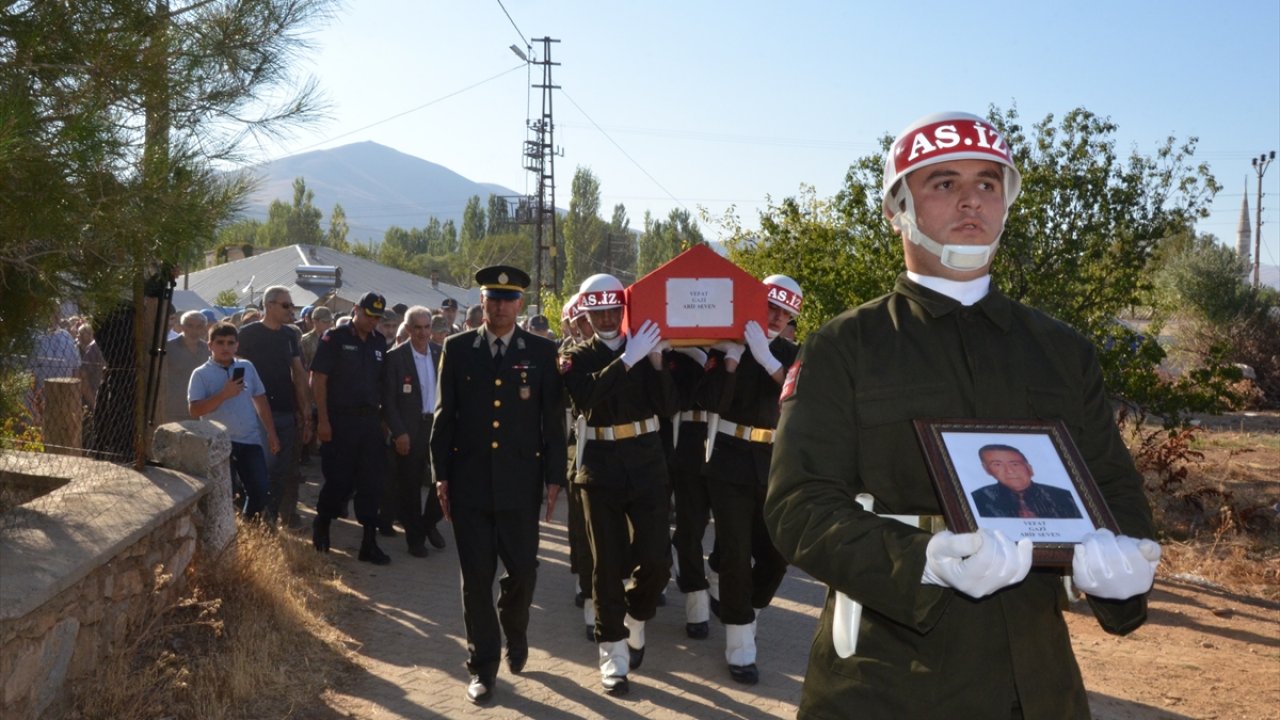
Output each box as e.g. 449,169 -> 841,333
67,522 -> 359,720
1136,427 -> 1280,600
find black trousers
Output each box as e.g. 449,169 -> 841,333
567,480 -> 593,598
380,421 -> 444,546
670,421 -> 711,593
453,501 -> 540,679
317,414 -> 386,527
579,438 -> 672,643
706,437 -> 787,626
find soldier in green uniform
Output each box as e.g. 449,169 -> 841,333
764,111 -> 1162,720
560,273 -> 678,696
559,293 -> 597,640
701,275 -> 802,684
429,265 -> 566,705
664,344 -> 715,640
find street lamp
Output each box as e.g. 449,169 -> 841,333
1251,150 -> 1276,287
509,44 -> 529,62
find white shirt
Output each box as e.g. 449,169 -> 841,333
907,271 -> 992,307
485,327 -> 516,358
411,345 -> 436,414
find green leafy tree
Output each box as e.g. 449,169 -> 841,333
441,219 -> 459,254
424,216 -> 445,255
562,167 -> 609,294
0,0 -> 329,354
720,104 -> 1229,424
460,195 -> 486,248
283,177 -> 324,246
214,288 -> 240,306
1153,233 -> 1278,404
326,202 -> 349,251
606,203 -> 637,283
637,208 -> 704,278
487,193 -> 512,236
716,185 -> 882,337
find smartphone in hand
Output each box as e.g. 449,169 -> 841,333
232,366 -> 245,381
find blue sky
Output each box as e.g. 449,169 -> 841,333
248,0 -> 1280,269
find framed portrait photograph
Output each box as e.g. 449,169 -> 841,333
913,418 -> 1119,567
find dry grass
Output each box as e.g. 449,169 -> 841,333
67,522 -> 359,720
1136,426 -> 1280,601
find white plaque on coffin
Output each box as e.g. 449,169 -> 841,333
665,278 -> 734,327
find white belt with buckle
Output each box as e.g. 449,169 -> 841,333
585,416 -> 660,441
672,409 -> 710,450
717,419 -> 775,444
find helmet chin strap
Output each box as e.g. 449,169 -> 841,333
594,327 -> 620,341
890,186 -> 1001,272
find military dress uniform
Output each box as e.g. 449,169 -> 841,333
664,348 -> 715,638
559,337 -> 597,639
764,276 -> 1156,720
702,333 -> 799,679
560,335 -> 678,666
429,324 -> 566,692
311,320 -> 388,538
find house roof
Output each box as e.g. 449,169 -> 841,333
180,244 -> 481,311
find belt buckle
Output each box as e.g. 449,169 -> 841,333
750,428 -> 774,443
733,424 -> 749,439
613,422 -> 637,440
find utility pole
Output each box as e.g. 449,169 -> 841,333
505,38 -> 562,314
1252,150 -> 1276,287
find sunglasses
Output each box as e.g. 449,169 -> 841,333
270,301 -> 295,310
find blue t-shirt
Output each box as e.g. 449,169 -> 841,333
188,358 -> 266,446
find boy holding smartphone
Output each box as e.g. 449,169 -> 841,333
189,321 -> 280,518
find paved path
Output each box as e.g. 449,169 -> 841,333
296,462 -> 823,720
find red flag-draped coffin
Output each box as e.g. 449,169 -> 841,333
623,243 -> 767,345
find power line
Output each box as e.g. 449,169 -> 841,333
560,88 -> 689,214
494,0 -> 529,52
254,64 -> 526,163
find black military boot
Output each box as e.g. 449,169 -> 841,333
358,524 -> 391,565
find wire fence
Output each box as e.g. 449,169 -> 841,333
1,296 -> 169,530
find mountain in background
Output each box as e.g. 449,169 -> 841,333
235,141 -> 519,244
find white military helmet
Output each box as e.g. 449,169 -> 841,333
561,292 -> 580,323
577,273 -> 625,311
881,111 -> 1022,271
763,274 -> 803,316
577,273 -> 625,339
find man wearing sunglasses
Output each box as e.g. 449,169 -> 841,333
238,285 -> 312,530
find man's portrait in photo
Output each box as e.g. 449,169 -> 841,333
971,444 -> 1082,520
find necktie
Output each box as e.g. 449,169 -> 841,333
493,338 -> 504,369
1015,491 -> 1036,519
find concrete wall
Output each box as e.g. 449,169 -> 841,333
0,420 -> 234,719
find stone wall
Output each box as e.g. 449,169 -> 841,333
0,420 -> 233,720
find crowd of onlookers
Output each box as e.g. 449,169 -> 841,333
18,292 -> 560,485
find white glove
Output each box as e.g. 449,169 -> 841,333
743,320 -> 782,375
712,339 -> 745,363
621,320 -> 662,368
922,529 -> 1033,599
1071,529 -> 1161,600
674,346 -> 708,366
649,339 -> 670,370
